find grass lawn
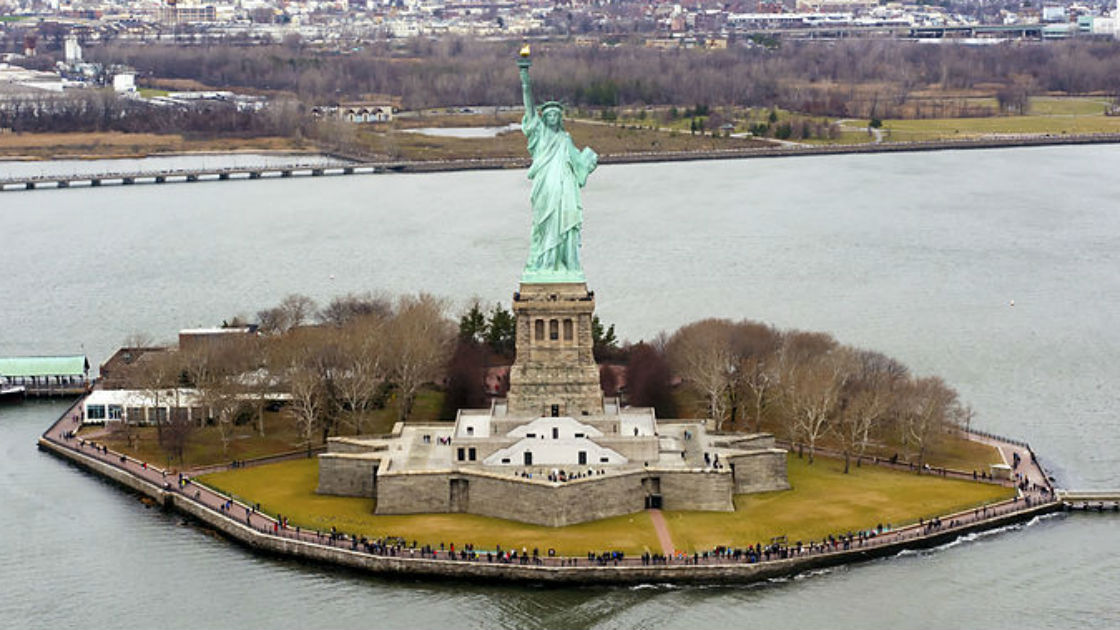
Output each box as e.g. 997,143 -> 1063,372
800,130 -> 878,145
199,452 -> 1012,555
86,389 -> 446,470
0,131 -> 310,160
138,88 -> 170,98
361,120 -> 767,162
86,411 -> 308,470
883,109 -> 1120,141
664,454 -> 1014,551
1029,96 -> 1112,116
199,458 -> 661,555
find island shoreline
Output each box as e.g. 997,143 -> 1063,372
37,403 -> 1063,587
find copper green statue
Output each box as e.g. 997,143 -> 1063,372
517,46 -> 598,283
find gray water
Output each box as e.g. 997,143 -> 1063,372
1,145 -> 1119,629
403,124 -> 521,138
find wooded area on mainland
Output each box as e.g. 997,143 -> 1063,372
83,38 -> 1120,114
2,39 -> 1120,138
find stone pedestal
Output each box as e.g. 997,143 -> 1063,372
506,282 -> 603,417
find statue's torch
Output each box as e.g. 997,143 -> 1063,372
517,43 -> 531,69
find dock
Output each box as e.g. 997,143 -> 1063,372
0,355 -> 90,398
1056,490 -> 1120,512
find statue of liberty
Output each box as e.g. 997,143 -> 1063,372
517,46 -> 598,283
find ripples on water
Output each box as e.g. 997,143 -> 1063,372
2,145 -> 1120,628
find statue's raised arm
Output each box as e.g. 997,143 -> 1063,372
518,51 -> 535,125
516,45 -> 598,284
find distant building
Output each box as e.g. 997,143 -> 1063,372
0,355 -> 90,396
112,72 -> 136,93
98,347 -> 169,390
159,0 -> 218,24
312,101 -> 395,123
63,35 -> 82,63
178,326 -> 257,355
1041,5 -> 1068,23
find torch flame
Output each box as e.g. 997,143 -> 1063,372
519,43 -> 531,58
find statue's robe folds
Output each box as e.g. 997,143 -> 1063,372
522,111 -> 597,277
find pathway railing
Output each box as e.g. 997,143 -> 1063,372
39,403 -> 1061,577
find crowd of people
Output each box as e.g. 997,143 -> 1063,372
48,407 -> 1058,575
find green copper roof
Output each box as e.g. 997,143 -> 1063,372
0,355 -> 89,377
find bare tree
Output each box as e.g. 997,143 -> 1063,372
729,321 -> 782,432
137,350 -> 183,441
781,348 -> 849,464
900,376 -> 959,473
122,331 -> 156,348
666,319 -> 738,431
334,315 -> 389,435
281,345 -> 328,456
385,293 -> 455,422
319,292 -> 392,328
183,342 -> 249,455
280,294 -> 317,329
257,293 -> 318,335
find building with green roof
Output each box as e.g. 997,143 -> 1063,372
0,355 -> 90,396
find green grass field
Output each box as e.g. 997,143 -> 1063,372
199,452 -> 1013,555
1029,96 -> 1112,116
882,96 -> 1120,141
199,458 -> 661,554
664,455 -> 1014,551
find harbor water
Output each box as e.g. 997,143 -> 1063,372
0,144 -> 1118,628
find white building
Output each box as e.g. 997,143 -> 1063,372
112,72 -> 136,93
82,388 -> 206,424
64,36 -> 82,64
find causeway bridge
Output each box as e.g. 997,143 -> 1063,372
1056,490 -> 1120,512
0,158 -> 526,192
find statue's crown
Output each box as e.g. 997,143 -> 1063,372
539,101 -> 564,114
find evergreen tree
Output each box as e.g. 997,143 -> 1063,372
592,315 -> 619,360
458,301 -> 486,344
485,304 -> 517,358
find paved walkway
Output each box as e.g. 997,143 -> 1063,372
41,404 -> 1058,570
647,509 -> 675,556
970,433 -> 1053,498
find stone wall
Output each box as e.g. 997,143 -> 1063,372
730,449 -> 791,494
317,454 -> 380,498
372,467 -> 740,526
375,473 -> 453,514
461,471 -> 647,527
595,436 -> 659,463
326,440 -> 384,455
659,470 -> 735,511
37,433 -> 1062,586
507,282 -> 604,417
713,434 -> 777,450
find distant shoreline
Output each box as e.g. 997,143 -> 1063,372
3,133 -> 1116,192
5,132 -> 1118,168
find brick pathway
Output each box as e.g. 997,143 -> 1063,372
648,509 -> 674,556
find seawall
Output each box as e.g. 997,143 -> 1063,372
7,133 -> 1120,193
37,431 -> 1061,586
